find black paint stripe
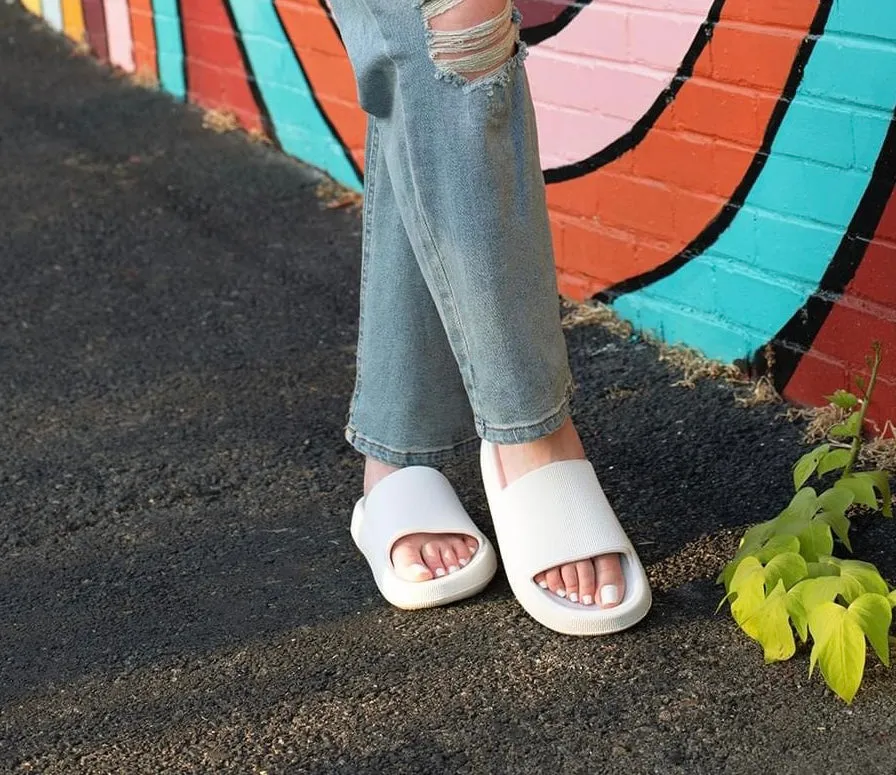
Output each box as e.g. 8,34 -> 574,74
756,109 -> 896,390
520,1 -> 591,47
174,0 -> 188,97
271,0 -> 363,183
598,0 -> 835,301
543,0 -> 726,183
221,0 -> 277,143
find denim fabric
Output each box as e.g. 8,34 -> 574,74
332,0 -> 574,467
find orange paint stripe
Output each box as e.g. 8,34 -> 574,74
275,0 -> 366,171
61,0 -> 85,41
549,0 -> 819,299
128,0 -> 157,80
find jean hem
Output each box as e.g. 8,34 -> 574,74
345,426 -> 482,467
475,377 -> 575,444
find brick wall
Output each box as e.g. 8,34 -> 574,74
21,0 -> 896,428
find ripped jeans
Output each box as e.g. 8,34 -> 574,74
331,0 -> 574,467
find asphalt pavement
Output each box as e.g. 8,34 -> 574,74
2,5 -> 895,773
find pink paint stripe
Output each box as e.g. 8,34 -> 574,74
102,0 -> 135,71
528,0 -> 714,167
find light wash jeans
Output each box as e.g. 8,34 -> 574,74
331,0 -> 573,467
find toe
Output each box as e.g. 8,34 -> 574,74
390,540 -> 433,582
560,563 -> 579,604
421,540 -> 447,578
451,537 -> 472,567
596,553 -> 625,608
545,567 -> 565,598
533,571 -> 548,589
576,559 -> 596,606
441,543 -> 461,574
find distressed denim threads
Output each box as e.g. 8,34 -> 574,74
421,0 -> 518,82
332,0 -> 574,467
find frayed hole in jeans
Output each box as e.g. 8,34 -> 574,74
418,0 -> 520,84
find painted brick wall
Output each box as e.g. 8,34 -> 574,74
20,0 -> 896,428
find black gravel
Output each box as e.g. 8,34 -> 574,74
2,5 -> 894,774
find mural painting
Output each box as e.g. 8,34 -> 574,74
22,0 -> 896,426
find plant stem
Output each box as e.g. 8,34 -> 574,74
842,342 -> 882,479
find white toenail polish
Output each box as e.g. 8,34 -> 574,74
600,585 -> 619,605
448,565 -> 460,574
538,580 -> 548,589
568,592 -> 579,603
409,563 -> 430,578
582,594 -> 594,606
435,567 -> 447,577
555,589 -> 566,598
459,558 -> 469,567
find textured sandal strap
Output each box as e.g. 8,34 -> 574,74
359,466 -> 482,564
491,459 -> 633,580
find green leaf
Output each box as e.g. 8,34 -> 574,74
889,590 -> 896,607
839,559 -> 890,597
785,487 -> 819,521
764,552 -> 809,593
730,557 -> 766,635
719,534 -> 799,589
755,535 -> 801,563
787,591 -> 809,643
829,412 -> 862,439
791,576 -> 843,613
816,510 -> 853,552
738,521 -> 777,553
798,521 -> 834,564
808,602 -> 866,703
771,492 -> 817,539
817,448 -> 852,476
742,581 -> 796,663
851,471 -> 893,517
793,447 -> 829,490
836,476 -> 879,510
807,560 -> 841,578
826,390 -> 859,410
839,575 -> 868,605
817,486 -> 855,515
848,593 -> 892,667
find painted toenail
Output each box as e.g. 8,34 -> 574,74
459,558 -> 469,567
555,589 -> 566,598
568,592 -> 579,603
600,585 -> 619,605
538,580 -> 548,589
448,565 -> 460,574
582,594 -> 594,606
435,567 -> 447,577
409,563 -> 430,578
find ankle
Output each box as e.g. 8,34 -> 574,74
364,457 -> 401,496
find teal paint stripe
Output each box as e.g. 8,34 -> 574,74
151,0 -> 185,100
227,0 -> 360,189
612,0 -> 896,363
43,0 -> 63,30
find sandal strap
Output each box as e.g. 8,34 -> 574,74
360,466 -> 482,563
491,459 -> 633,580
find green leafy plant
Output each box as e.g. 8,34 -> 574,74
719,342 -> 895,702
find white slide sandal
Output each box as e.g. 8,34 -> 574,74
351,466 -> 498,610
480,440 -> 652,635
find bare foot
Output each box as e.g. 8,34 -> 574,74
365,458 -> 478,582
494,419 -> 625,608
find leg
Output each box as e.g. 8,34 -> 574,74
333,0 -> 624,609
349,116 -> 479,580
